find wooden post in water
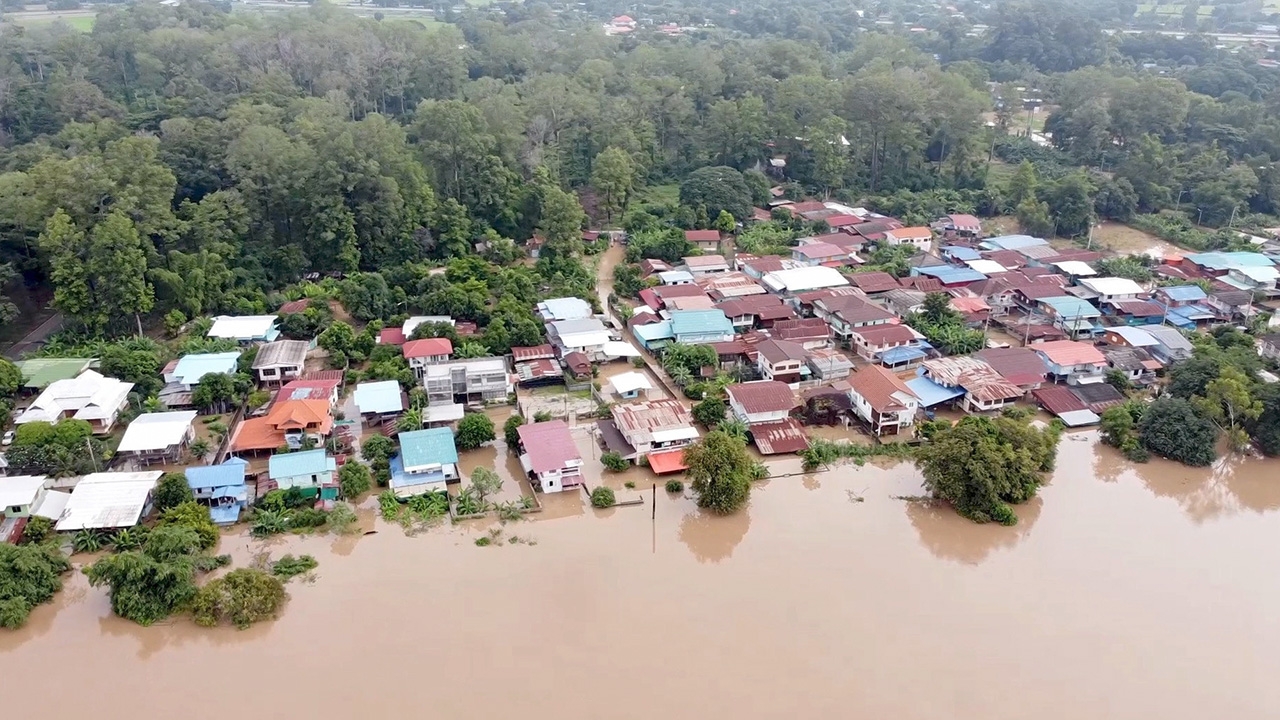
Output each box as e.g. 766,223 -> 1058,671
651,483 -> 656,520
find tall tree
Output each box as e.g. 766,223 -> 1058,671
590,147 -> 636,222
87,211 -> 154,336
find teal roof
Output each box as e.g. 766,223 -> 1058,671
15,358 -> 94,388
399,427 -> 458,469
669,309 -> 733,337
633,320 -> 674,343
268,449 -> 336,479
1184,251 -> 1275,270
1040,296 -> 1100,319
170,351 -> 240,385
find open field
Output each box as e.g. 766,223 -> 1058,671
6,13 -> 95,31
632,183 -> 680,211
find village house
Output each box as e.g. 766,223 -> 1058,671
665,295 -> 716,312
1224,265 -> 1279,292
1078,277 -> 1144,303
639,259 -> 672,277
116,411 -> 198,466
511,345 -> 560,388
1206,289 -> 1256,320
1031,386 -> 1102,427
1102,326 -> 1159,349
739,255 -> 797,279
1048,260 -> 1098,279
251,339 -> 309,385
881,288 -> 927,318
1038,296 -> 1103,336
761,266 -> 850,297
14,370 -> 133,434
920,357 -> 1024,413
941,245 -> 981,264
536,297 -> 593,322
696,271 -> 767,300
715,295 -> 797,332
353,380 -> 406,423
1102,299 -> 1166,325
771,317 -> 831,349
791,243 -> 855,267
981,234 -> 1049,252
207,315 -> 281,344
726,381 -> 797,425
934,213 -> 983,239
847,271 -> 901,295
1153,285 -> 1215,328
881,226 -> 934,252
159,351 -> 240,407
14,358 -> 94,392
598,399 -> 699,467
1258,333 -> 1280,362
422,357 -> 513,405
812,295 -> 898,348
546,318 -> 612,360
805,347 -> 854,380
683,254 -> 731,276
755,339 -> 810,383
847,365 -> 920,436
230,398 -> 333,453
403,337 -> 454,379
402,315 -> 455,338
685,229 -> 721,251
973,347 -> 1048,391
56,471 -> 162,532
848,323 -> 924,363
910,265 -> 986,288
185,458 -> 249,525
267,449 -> 338,501
1139,325 -> 1195,364
279,376 -> 342,408
1181,251 -> 1275,279
632,320 -> 675,351
391,428 -> 460,498
658,270 -> 695,286
0,475 -> 56,540
669,309 -> 735,345
1033,340 -> 1108,385
600,371 -> 653,401
1102,346 -> 1161,386
516,420 -> 583,493
378,327 -> 407,345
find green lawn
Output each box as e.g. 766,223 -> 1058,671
12,14 -> 95,32
633,183 -> 680,212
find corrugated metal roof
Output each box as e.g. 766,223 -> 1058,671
117,411 -> 197,452
185,460 -> 248,490
268,449 -> 337,480
398,428 -> 459,469
670,309 -> 733,337
749,418 -> 810,455
1032,386 -> 1088,415
353,381 -> 405,414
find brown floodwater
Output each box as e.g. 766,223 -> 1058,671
3,431 -> 1280,719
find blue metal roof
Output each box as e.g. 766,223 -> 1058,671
185,459 -> 247,490
878,346 -> 927,364
912,265 -> 987,283
941,246 -> 981,261
905,376 -> 966,407
1183,251 -> 1275,270
669,310 -> 733,337
980,235 -> 1047,251
398,427 -> 458,469
170,351 -> 240,385
1040,296 -> 1101,319
632,320 -> 674,343
1159,285 -> 1208,302
268,449 -> 336,480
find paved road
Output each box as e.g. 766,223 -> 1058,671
4,312 -> 62,359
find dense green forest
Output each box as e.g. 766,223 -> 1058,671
0,0 -> 1279,339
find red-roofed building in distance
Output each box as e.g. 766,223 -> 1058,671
685,229 -> 721,251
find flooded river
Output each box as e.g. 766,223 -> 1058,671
3,432 -> 1280,719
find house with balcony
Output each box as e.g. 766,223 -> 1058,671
755,339 -> 810,383
920,356 -> 1024,413
422,357 -> 513,405
771,317 -> 831,349
516,420 -> 583,493
1033,340 -> 1108,385
715,296 -> 796,332
848,323 -> 924,362
185,458 -> 249,525
116,411 -> 198,466
547,318 -> 612,360
881,226 -> 934,252
812,295 -> 897,348
847,366 -> 920,436
230,398 -> 333,454
403,338 -> 454,378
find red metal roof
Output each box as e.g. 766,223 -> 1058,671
647,449 -> 690,474
1109,300 -> 1164,317
1032,386 -> 1088,415
852,323 -> 918,346
402,338 -> 453,358
516,420 -> 580,473
771,317 -> 830,341
685,230 -> 721,242
727,381 -> 797,415
824,214 -> 860,227
974,347 -> 1048,387
848,365 -> 917,413
379,327 -> 407,346
1034,340 -> 1107,366
748,418 -> 810,455
512,344 -> 555,361
277,299 -> 309,315
848,272 -> 901,294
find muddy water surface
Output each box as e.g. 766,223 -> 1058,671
3,433 -> 1280,719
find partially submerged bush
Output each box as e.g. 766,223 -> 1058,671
590,487 -> 616,509
665,479 -> 685,493
191,568 -> 287,629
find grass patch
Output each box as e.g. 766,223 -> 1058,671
633,183 -> 680,212
800,438 -> 916,472
13,15 -> 95,32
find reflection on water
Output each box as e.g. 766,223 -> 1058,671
2,434 -> 1280,720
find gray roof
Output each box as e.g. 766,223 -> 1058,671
252,340 -> 309,368
1141,325 -> 1194,352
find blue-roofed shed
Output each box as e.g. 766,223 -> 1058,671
911,265 -> 986,286
980,235 -> 1048,251
941,245 -> 982,262
268,449 -> 337,499
1158,285 -> 1208,303
633,320 -> 674,351
1184,251 -> 1274,271
167,351 -> 241,387
392,427 -> 460,497
878,345 -> 928,370
353,380 -> 405,416
669,309 -> 735,344
185,458 -> 248,525
905,375 -> 966,407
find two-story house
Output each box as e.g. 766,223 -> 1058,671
921,356 -> 1024,413
882,226 -> 934,252
771,317 -> 831,349
1033,340 -> 1108,385
714,296 -> 797,332
422,357 -> 513,405
1078,277 -> 1144,303
116,411 -> 198,466
230,398 -> 333,454
14,370 -> 133,434
403,338 -> 454,379
516,420 -> 583,493
812,295 -> 897,348
755,339 -> 810,383
726,381 -> 797,425
848,323 -> 923,362
683,254 -> 731,276
847,366 -> 920,436
185,458 -> 249,525
546,318 -> 612,359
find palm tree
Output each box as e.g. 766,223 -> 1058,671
719,418 -> 749,440
189,438 -> 212,460
455,342 -> 491,359
669,365 -> 692,387
396,408 -> 424,433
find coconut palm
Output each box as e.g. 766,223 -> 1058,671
396,408 -> 423,433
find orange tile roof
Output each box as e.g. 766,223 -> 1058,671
265,399 -> 333,433
229,417 -> 285,452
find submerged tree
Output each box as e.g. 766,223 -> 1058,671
0,542 -> 72,629
684,430 -> 758,514
915,415 -> 1062,525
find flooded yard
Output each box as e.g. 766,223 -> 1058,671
5,433 -> 1280,719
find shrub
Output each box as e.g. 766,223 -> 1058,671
251,509 -> 289,537
624,480 -> 636,489
665,479 -> 685,493
269,554 -> 318,580
600,451 -> 630,472
191,568 -> 287,629
327,502 -> 359,534
157,501 -> 219,550
0,542 -> 72,629
20,516 -> 53,545
154,472 -> 195,512
72,529 -> 109,554
503,414 -> 525,447
338,461 -> 372,499
631,356 -> 646,368
456,412 -> 496,450
590,487 -> 616,508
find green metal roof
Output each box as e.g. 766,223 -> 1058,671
399,427 -> 459,469
15,358 -> 95,389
